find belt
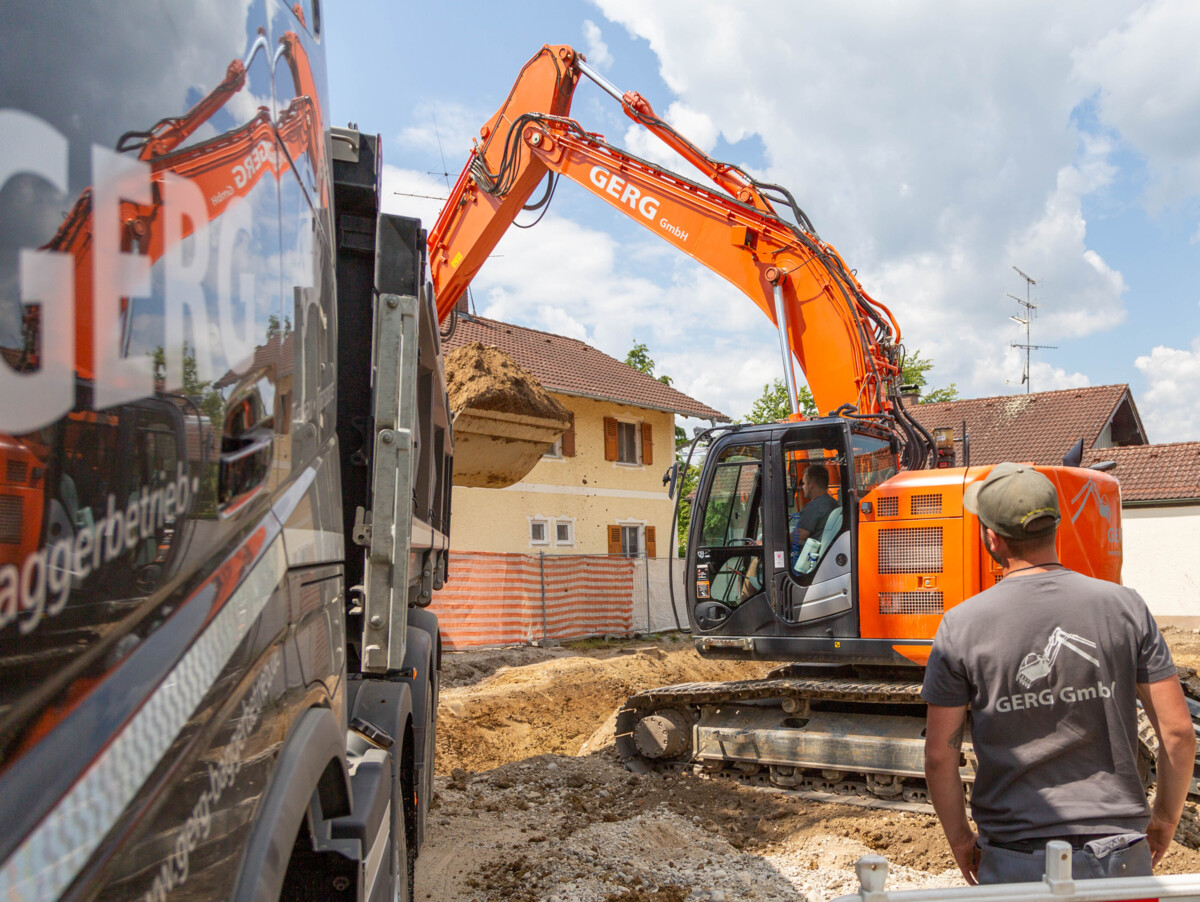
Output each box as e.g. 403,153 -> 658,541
989,833 -> 1111,853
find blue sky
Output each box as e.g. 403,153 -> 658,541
326,1 -> 1200,443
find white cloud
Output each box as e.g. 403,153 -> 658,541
395,101 -> 481,164
588,0 -> 1187,406
1072,0 -> 1200,211
1135,339 -> 1200,441
582,20 -> 613,70
381,166 -> 451,225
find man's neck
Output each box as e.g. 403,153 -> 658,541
1002,554 -> 1062,577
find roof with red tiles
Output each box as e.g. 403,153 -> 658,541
1082,443 -> 1200,503
906,384 -> 1147,467
444,316 -> 729,421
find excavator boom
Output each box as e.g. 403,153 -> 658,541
428,45 -> 922,456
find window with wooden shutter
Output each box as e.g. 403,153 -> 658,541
641,422 -> 653,466
607,525 -> 622,555
645,526 -> 657,558
561,416 -> 576,457
603,417 -> 618,461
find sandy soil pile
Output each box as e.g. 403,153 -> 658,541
418,633 -> 1200,901
445,342 -> 570,422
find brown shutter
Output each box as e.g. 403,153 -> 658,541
561,415 -> 576,457
645,526 -> 657,558
640,422 -> 653,466
607,525 -> 622,555
603,417 -> 618,461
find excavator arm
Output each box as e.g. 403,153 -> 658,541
429,45 -> 930,461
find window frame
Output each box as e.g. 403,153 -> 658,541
553,518 -> 575,547
529,516 -> 550,546
615,419 -> 642,466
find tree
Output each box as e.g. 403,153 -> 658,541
624,340 -> 672,386
674,461 -> 700,556
901,349 -> 958,404
744,378 -> 816,423
152,344 -> 224,424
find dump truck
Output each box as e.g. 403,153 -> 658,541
0,5 -> 567,900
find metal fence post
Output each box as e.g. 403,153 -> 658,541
643,551 -> 651,635
539,551 -> 548,642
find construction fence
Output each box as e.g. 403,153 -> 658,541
429,551 -> 689,650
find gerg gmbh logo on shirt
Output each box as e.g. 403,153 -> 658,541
993,626 -> 1114,714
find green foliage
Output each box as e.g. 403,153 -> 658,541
152,345 -> 224,424
624,340 -> 674,386
624,341 -> 655,375
901,349 -> 958,404
744,378 -> 817,423
674,462 -> 700,556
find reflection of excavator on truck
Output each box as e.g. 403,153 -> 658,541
429,44 -> 1199,830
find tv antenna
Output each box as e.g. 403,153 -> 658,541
1006,266 -> 1055,393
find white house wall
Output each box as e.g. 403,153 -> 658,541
1121,505 -> 1200,629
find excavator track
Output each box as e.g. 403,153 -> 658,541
615,673 -> 951,814
617,669 -> 1200,849
1173,666 -> 1200,848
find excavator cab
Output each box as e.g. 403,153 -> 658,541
689,420 -> 899,657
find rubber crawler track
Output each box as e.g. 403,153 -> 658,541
616,667 -> 1200,850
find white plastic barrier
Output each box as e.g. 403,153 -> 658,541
830,842 -> 1200,902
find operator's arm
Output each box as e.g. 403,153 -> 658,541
1137,675 -> 1196,865
925,704 -> 979,884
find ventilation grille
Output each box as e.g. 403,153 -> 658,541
878,527 -> 943,573
0,495 -> 22,544
879,591 -> 944,615
993,572 -> 1004,585
877,497 -> 899,517
911,493 -> 942,516
6,459 -> 27,484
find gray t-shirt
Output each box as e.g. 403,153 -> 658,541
921,569 -> 1176,842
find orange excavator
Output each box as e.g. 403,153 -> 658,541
430,45 -> 1200,823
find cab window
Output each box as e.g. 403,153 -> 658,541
784,438 -> 847,578
696,444 -> 763,607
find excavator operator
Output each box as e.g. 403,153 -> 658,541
921,463 -> 1196,886
789,465 -> 837,571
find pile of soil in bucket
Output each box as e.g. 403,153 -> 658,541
445,342 -> 570,423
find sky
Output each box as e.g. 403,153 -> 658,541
325,1 -> 1200,444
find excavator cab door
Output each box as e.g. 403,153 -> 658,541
690,442 -> 766,630
774,423 -> 857,629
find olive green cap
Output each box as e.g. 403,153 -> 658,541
963,462 -> 1060,540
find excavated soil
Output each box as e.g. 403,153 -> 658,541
445,342 -> 570,422
419,632 -> 1200,901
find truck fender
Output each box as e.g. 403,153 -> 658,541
230,706 -> 350,902
349,679 -> 413,762
400,610 -> 438,850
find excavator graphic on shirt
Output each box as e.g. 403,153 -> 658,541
1017,627 -> 1101,688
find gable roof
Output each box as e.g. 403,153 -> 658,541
906,384 -> 1146,467
444,316 -> 729,421
1082,443 -> 1200,504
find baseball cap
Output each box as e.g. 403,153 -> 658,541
963,462 -> 1060,540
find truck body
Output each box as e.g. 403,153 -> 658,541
0,4 -> 451,899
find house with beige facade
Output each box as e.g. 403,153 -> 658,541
444,316 -> 728,557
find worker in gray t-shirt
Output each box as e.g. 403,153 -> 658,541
922,462 -> 1196,885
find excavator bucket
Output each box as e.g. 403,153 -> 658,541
446,342 -> 571,488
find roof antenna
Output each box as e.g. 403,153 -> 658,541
428,112 -> 476,319
1006,265 -> 1055,393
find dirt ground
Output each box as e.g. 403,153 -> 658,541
417,629 -> 1200,901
